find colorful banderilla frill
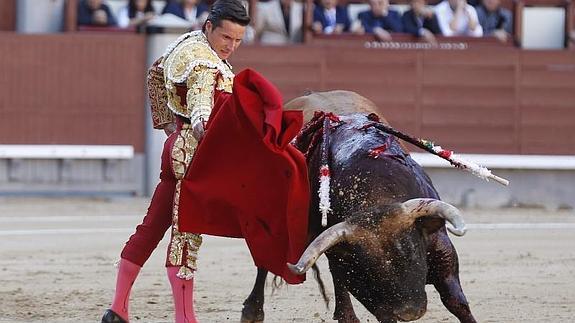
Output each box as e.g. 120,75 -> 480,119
365,115 -> 509,186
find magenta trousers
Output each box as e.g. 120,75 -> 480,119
120,133 -> 178,267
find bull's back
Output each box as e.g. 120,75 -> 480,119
284,90 -> 386,123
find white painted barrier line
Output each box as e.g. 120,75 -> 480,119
410,153 -> 575,170
4,216 -> 575,226
0,215 -> 141,222
1,223 -> 575,236
0,145 -> 134,159
0,228 -> 134,236
466,223 -> 575,230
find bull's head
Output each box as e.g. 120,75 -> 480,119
287,198 -> 466,321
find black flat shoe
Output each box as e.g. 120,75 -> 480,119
101,309 -> 127,323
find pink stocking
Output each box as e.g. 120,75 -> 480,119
167,267 -> 198,323
110,258 -> 141,321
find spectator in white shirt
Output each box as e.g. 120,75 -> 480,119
255,0 -> 304,44
435,0 -> 483,37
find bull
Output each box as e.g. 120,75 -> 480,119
240,91 -> 477,323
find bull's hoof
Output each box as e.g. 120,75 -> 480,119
240,319 -> 263,323
240,305 -> 264,323
334,312 -> 360,323
337,318 -> 360,323
240,316 -> 264,323
333,310 -> 361,323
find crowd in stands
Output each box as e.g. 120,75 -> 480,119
77,0 -> 514,44
311,0 -> 513,43
77,0 -> 209,30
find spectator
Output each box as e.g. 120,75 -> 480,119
77,0 -> 118,27
402,0 -> 442,44
475,0 -> 512,42
435,0 -> 483,37
162,0 -> 209,30
353,0 -> 403,41
117,0 -> 157,29
255,0 -> 304,44
312,0 -> 351,34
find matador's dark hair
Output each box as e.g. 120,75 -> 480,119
202,0 -> 251,31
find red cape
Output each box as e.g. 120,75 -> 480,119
178,69 -> 309,284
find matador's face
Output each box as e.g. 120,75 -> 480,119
205,20 -> 246,60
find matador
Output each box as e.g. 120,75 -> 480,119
102,1 -> 250,322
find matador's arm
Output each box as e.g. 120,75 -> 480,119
186,65 -> 219,140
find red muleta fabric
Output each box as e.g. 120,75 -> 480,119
178,69 -> 310,284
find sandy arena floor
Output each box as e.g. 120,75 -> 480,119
0,197 -> 574,322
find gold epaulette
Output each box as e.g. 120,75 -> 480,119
162,32 -> 234,85
161,31 -> 234,119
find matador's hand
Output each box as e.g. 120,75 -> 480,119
163,122 -> 177,136
192,120 -> 205,141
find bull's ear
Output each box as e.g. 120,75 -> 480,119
415,217 -> 445,235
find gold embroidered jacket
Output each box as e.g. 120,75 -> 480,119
147,31 -> 234,129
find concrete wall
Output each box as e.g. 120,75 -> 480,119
0,155 -> 145,196
425,167 -> 575,210
145,33 -> 183,195
16,0 -> 65,33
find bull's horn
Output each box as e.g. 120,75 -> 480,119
400,198 -> 467,236
287,222 -> 358,275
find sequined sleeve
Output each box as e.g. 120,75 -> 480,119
186,65 -> 218,129
147,57 -> 175,129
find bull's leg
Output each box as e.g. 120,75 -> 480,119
433,275 -> 476,323
328,259 -> 360,323
333,279 -> 360,323
428,231 -> 477,323
241,267 -> 267,323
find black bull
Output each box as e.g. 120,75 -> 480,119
240,107 -> 476,322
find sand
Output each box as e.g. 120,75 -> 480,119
0,197 -> 574,322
